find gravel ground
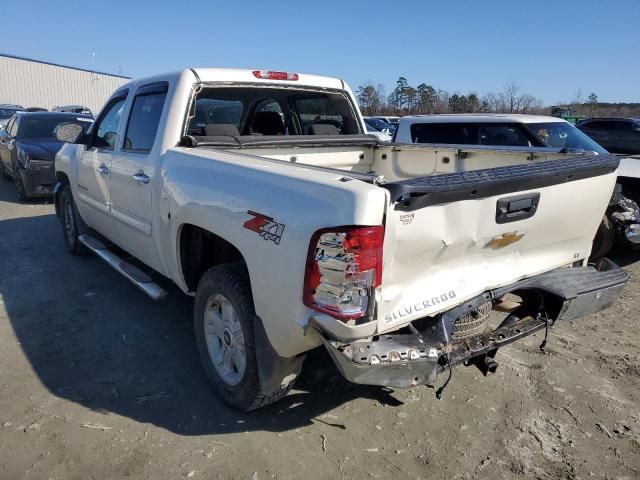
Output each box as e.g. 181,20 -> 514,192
0,178 -> 638,480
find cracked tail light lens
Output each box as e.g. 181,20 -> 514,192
303,226 -> 384,321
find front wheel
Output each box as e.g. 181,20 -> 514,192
194,263 -> 302,411
14,167 -> 28,201
59,185 -> 88,255
0,160 -> 10,180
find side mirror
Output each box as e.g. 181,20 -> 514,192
55,123 -> 86,144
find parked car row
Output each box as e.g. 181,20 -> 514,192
0,112 -> 93,199
0,103 -> 94,128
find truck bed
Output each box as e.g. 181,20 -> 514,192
186,135 -> 619,333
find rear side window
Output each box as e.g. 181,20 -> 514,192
410,123 -> 478,144
123,83 -> 168,152
479,124 -> 532,147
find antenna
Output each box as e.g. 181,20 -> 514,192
91,51 -> 99,82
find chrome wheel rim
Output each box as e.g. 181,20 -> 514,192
204,293 -> 246,386
64,198 -> 75,241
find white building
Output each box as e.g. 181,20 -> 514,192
0,53 -> 129,114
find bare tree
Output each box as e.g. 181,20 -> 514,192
503,81 -> 521,113
481,92 -> 502,112
519,94 -> 537,114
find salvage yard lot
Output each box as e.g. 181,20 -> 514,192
0,179 -> 638,480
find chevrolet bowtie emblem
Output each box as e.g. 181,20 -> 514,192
486,232 -> 525,249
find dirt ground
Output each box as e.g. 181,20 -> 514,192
0,178 -> 638,480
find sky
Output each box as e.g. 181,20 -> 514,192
4,0 -> 639,105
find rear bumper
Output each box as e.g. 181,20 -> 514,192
316,259 -> 628,388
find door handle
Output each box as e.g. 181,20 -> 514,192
132,172 -> 150,184
97,164 -> 110,175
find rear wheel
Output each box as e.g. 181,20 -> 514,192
59,185 -> 89,255
194,263 -> 302,411
590,215 -> 615,261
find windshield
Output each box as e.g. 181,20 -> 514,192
0,107 -> 23,120
20,116 -> 92,140
524,122 -> 607,153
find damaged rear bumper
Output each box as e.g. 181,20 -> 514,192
315,259 -> 628,389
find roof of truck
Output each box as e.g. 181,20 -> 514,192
400,114 -> 565,124
115,68 -> 347,96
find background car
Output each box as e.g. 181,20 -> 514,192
0,104 -> 25,129
363,117 -> 395,136
577,118 -> 640,154
25,107 -> 48,112
52,105 -> 94,117
371,115 -> 400,127
0,112 -> 92,200
365,123 -> 392,142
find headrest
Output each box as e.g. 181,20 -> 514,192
203,124 -> 240,136
252,111 -> 284,135
307,124 -> 340,135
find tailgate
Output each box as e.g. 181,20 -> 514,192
377,154 -> 620,332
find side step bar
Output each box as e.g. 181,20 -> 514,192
78,234 -> 167,301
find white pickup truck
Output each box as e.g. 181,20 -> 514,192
53,68 -> 627,410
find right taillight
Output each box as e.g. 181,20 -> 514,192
303,226 -> 384,321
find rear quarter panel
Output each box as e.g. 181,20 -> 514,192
159,147 -> 387,357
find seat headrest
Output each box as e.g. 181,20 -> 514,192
203,124 -> 240,136
307,124 -> 340,135
252,111 -> 284,135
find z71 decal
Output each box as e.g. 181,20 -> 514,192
243,210 -> 285,245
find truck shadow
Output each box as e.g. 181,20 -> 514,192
607,245 -> 640,267
0,202 -> 400,436
0,177 -> 55,205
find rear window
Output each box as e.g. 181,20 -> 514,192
188,87 -> 360,136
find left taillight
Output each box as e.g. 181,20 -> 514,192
303,226 -> 384,321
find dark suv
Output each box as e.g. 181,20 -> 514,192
0,112 -> 92,200
577,118 -> 640,155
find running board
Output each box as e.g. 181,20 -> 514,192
78,234 -> 167,301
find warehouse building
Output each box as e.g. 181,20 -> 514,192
0,53 -> 129,114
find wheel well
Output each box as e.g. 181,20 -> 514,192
54,172 -> 70,218
179,224 -> 246,292
618,176 -> 640,204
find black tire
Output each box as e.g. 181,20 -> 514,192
590,215 -> 615,261
194,263 -> 302,411
59,185 -> 89,255
0,161 -> 10,180
13,166 -> 28,201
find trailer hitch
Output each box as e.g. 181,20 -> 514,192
468,348 -> 499,376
